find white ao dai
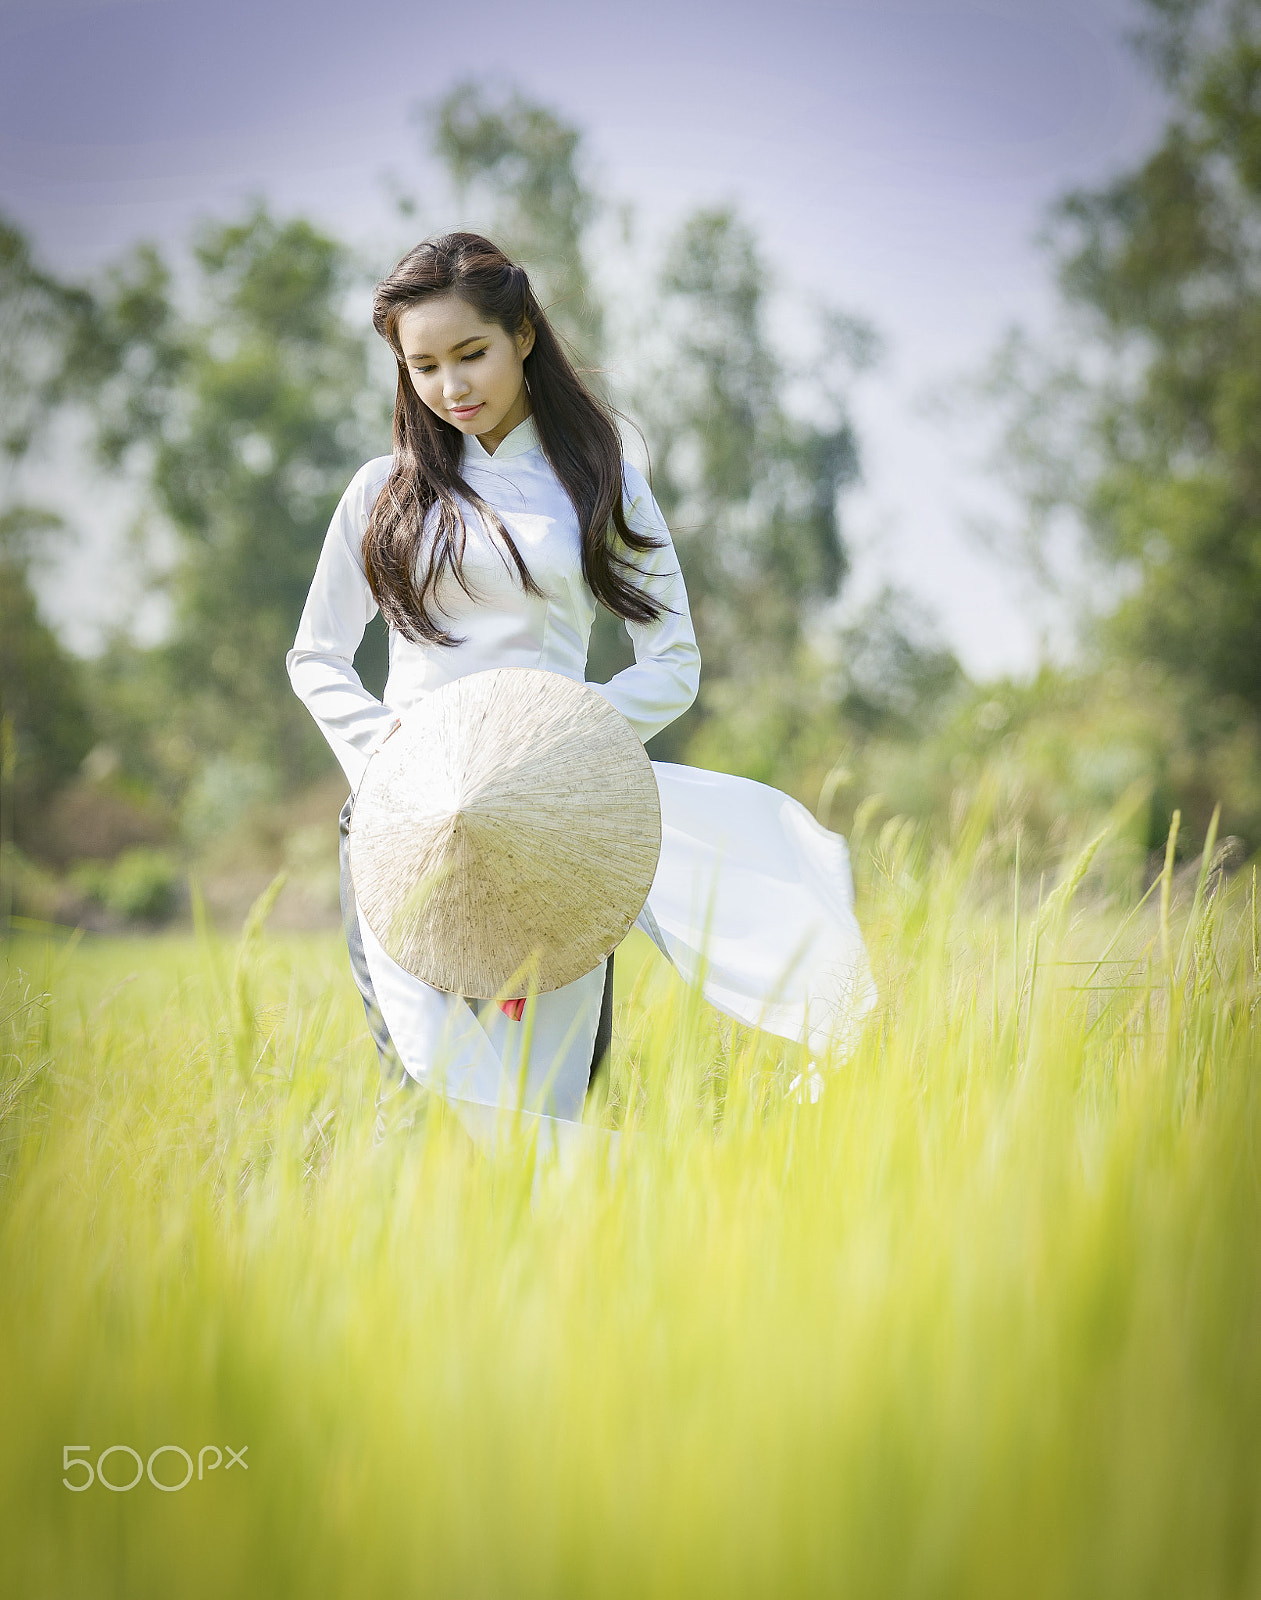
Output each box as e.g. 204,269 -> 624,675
287,417 -> 876,1131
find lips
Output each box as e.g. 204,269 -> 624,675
449,403 -> 483,421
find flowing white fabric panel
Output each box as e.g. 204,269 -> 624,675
643,763 -> 878,1057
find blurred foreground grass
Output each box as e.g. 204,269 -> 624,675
1,802 -> 1259,1599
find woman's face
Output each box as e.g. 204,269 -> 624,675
396,292 -> 535,454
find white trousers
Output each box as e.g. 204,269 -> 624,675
338,791 -> 614,1156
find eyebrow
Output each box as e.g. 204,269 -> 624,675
404,334 -> 488,360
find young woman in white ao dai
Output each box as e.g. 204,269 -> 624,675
287,237 -> 875,1141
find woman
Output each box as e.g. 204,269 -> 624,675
287,233 -> 874,1143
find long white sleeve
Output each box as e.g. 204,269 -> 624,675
588,464 -> 701,742
286,458 -> 399,788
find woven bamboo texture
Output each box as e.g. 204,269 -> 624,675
348,668 -> 662,997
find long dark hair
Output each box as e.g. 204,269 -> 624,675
364,232 -> 666,646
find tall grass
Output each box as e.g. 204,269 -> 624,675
1,801 -> 1259,1598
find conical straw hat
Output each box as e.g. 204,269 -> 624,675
348,667 -> 662,998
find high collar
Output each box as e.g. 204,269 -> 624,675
462,413 -> 540,465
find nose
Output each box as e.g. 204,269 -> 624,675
443,368 -> 470,401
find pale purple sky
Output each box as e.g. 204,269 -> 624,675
0,0 -> 1171,676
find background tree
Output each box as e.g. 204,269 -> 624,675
1052,0 -> 1261,709
638,207 -> 881,761
830,585 -> 964,739
86,205 -> 387,814
0,217 -> 106,460
980,0 -> 1261,841
426,81 -> 604,366
0,223 -> 103,879
0,507 -> 93,858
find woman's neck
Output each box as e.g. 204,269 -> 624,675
477,384 -> 531,455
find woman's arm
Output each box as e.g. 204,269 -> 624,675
587,464 -> 701,743
286,460 -> 401,790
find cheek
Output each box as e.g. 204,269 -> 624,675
490,351 -> 522,397
409,373 -> 441,409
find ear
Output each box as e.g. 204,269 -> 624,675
517,317 -> 536,360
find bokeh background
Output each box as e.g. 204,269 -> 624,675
3,0 -> 1259,933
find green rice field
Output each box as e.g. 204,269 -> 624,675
1,799 -> 1259,1598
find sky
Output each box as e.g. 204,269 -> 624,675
0,0 -> 1173,677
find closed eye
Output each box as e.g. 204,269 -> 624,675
409,348 -> 487,374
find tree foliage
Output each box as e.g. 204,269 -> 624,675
0,218 -> 104,460
427,81 -> 603,365
1009,0 -> 1261,716
641,209 -> 877,721
0,230 -> 100,857
87,205 -> 385,788
0,507 -> 93,852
